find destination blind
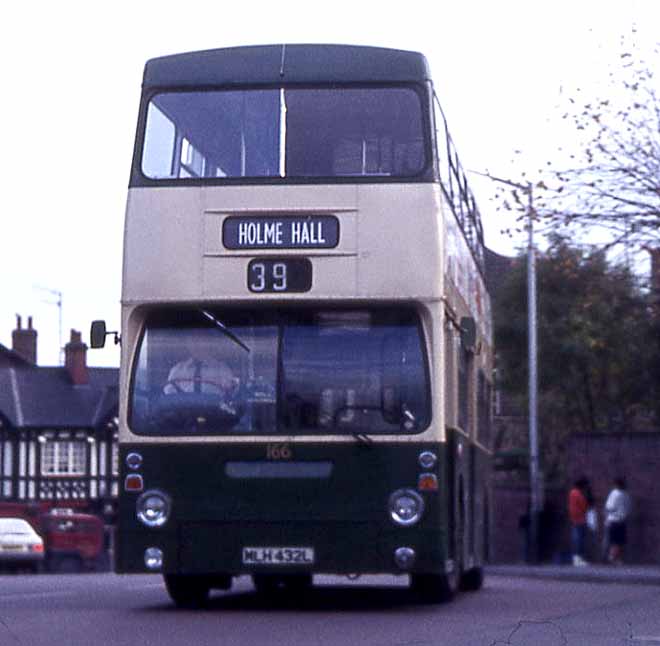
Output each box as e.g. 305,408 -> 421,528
223,215 -> 339,249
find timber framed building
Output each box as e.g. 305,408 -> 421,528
0,317 -> 118,516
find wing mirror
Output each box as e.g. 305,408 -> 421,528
90,320 -> 120,349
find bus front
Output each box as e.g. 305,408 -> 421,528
116,45 -> 454,606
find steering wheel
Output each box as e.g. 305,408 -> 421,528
163,378 -> 229,394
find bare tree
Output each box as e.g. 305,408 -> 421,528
536,31 -> 660,254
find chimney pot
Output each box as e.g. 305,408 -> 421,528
12,314 -> 37,365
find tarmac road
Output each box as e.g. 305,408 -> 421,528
0,570 -> 659,646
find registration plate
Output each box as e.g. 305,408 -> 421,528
242,546 -> 315,565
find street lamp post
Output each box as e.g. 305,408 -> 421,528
526,183 -> 542,563
470,171 -> 542,562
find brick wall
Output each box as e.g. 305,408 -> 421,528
567,432 -> 660,565
491,433 -> 660,564
491,481 -> 568,564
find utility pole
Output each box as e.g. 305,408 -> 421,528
470,170 -> 542,562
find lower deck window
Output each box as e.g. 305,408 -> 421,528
130,307 -> 430,436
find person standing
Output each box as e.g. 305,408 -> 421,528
604,477 -> 632,565
568,477 -> 590,566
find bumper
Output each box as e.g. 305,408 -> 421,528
116,522 -> 447,575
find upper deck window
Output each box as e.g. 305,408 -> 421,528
140,87 -> 426,181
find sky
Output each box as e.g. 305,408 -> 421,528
1,0 -> 657,367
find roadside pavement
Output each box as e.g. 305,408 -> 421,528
486,563 -> 660,586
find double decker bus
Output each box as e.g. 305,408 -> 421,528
92,44 -> 493,607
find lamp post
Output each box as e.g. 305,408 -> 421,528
525,183 -> 542,563
470,171 -> 542,562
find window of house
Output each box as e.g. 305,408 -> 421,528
41,440 -> 87,476
111,438 -> 119,476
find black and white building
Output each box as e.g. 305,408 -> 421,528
0,317 -> 118,514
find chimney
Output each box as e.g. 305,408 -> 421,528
64,329 -> 89,385
12,315 -> 37,365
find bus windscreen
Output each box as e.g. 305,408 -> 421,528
129,307 -> 430,436
141,87 -> 426,180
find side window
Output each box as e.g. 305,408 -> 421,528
142,103 -> 176,179
433,95 -> 450,185
477,370 -> 492,448
180,138 -> 205,178
458,344 -> 471,433
444,321 -> 456,428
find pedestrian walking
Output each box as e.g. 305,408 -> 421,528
568,477 -> 590,566
604,477 -> 632,565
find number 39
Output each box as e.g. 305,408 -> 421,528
249,262 -> 287,292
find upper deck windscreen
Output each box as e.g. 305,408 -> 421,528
141,87 -> 426,180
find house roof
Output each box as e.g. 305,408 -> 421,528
0,365 -> 118,429
0,343 -> 33,368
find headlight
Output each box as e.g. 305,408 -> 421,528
136,490 -> 172,528
388,488 -> 425,526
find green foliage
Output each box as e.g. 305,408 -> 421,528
494,236 -> 657,477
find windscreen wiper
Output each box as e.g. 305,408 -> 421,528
352,432 -> 373,446
200,310 -> 250,353
401,404 -> 417,432
331,405 -> 377,445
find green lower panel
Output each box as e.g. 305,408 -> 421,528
117,523 -> 446,575
116,441 -> 454,575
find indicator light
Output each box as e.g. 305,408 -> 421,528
418,473 -> 439,492
418,451 -> 437,469
124,474 -> 144,492
126,452 -> 143,470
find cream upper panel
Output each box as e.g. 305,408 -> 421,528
122,184 -> 444,303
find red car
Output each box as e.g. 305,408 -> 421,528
41,510 -> 105,572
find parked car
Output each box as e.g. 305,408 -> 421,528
41,509 -> 105,572
0,517 -> 45,573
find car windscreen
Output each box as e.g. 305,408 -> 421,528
129,307 -> 430,436
0,518 -> 34,534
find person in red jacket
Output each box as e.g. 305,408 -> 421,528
568,477 -> 590,566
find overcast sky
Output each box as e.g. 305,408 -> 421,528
1,0 -> 657,367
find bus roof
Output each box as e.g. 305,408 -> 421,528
143,44 -> 431,89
